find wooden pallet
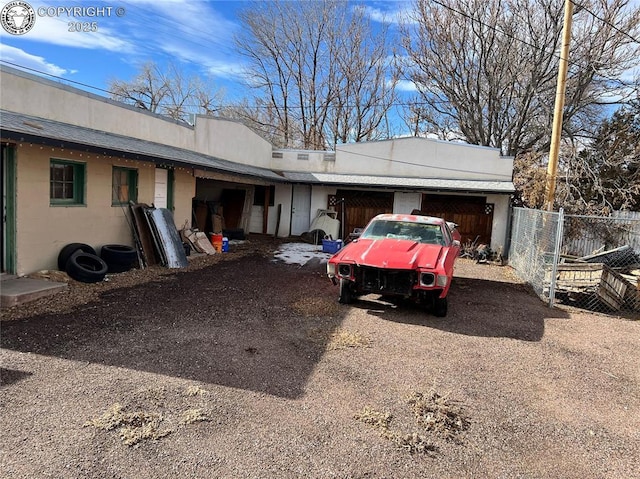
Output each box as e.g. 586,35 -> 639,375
545,263 -> 628,311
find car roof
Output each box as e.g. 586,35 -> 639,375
370,213 -> 446,225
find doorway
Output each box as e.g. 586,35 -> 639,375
290,185 -> 311,236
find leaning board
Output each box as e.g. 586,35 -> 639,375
145,208 -> 189,268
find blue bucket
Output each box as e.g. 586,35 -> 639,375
222,237 -> 229,252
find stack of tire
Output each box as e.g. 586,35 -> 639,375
57,243 -> 137,283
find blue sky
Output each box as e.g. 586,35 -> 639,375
0,0 -> 410,104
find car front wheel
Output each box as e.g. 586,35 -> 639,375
433,296 -> 448,317
339,278 -> 354,304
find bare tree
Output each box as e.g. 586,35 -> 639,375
556,100 -> 640,213
108,62 -> 225,123
109,62 -> 170,114
235,0 -> 397,149
220,97 -> 298,148
400,0 -> 640,157
328,6 -> 399,145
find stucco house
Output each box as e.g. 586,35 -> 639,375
1,65 -> 514,277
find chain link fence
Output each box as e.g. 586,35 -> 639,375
509,207 -> 640,317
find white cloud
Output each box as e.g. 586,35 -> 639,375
396,79 -> 418,92
114,0 -> 242,80
0,44 -> 67,76
361,2 -> 412,24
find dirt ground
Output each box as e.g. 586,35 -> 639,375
1,237 -> 639,479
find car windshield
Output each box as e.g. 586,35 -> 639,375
360,220 -> 444,245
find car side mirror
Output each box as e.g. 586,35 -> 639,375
452,240 -> 461,248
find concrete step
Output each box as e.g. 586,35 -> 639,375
1,277 -> 68,308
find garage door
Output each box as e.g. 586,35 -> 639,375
331,190 -> 394,238
420,194 -> 493,245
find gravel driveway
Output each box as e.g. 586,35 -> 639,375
1,237 -> 638,478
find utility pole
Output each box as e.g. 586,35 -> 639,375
544,0 -> 574,211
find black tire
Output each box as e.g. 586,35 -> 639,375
100,244 -> 137,273
57,243 -> 96,271
65,252 -> 108,283
433,296 -> 448,317
339,278 -> 354,304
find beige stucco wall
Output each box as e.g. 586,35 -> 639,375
193,117 -> 273,167
0,68 -> 194,150
273,184 -> 292,238
12,143 -> 195,275
171,166 -> 197,231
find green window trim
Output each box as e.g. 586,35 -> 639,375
50,159 -> 86,206
166,168 -> 175,211
112,166 -> 138,206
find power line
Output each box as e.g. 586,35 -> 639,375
572,0 -> 640,45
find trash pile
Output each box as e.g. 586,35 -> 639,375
548,245 -> 640,313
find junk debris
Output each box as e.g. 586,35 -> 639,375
546,245 -> 640,312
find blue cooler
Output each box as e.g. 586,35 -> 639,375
322,239 -> 343,254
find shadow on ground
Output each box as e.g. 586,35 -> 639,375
0,368 -> 33,386
356,275 -> 568,341
0,256 -> 345,399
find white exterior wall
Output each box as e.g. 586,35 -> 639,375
273,184 -> 292,238
487,194 -> 511,253
270,150 -> 336,173
334,138 -> 512,180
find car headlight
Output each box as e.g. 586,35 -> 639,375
436,274 -> 448,287
337,263 -> 352,278
327,262 -> 336,276
420,272 -> 435,286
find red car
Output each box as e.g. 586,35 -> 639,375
326,214 -> 461,316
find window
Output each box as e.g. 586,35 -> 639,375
112,166 -> 138,205
50,159 -> 85,205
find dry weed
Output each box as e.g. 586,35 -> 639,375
84,403 -> 171,446
179,409 -> 210,425
354,406 -> 437,455
406,391 -> 470,442
354,407 -> 392,429
391,432 -> 437,454
355,390 -> 470,455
